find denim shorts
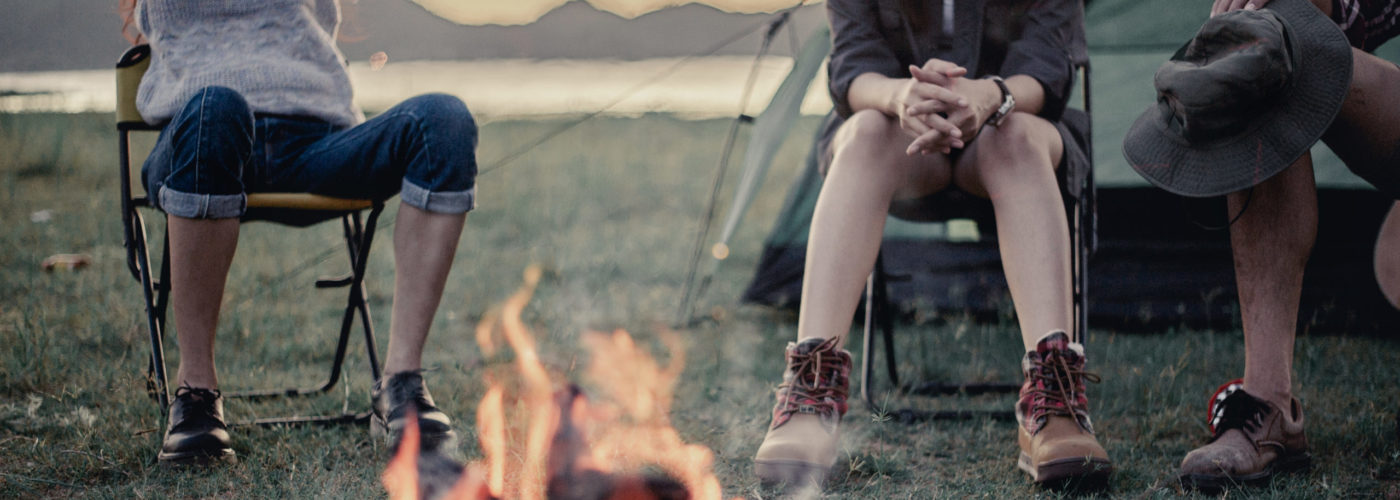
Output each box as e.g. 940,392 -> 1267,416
142,86 -> 479,219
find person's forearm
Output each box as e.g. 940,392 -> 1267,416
1003,74 -> 1046,116
848,72 -> 907,117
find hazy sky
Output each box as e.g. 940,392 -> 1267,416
411,0 -> 814,25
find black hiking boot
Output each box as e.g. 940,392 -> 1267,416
372,371 -> 457,454
158,386 -> 236,466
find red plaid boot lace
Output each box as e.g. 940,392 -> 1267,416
769,335 -> 852,430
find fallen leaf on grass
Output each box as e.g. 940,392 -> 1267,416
41,254 -> 90,272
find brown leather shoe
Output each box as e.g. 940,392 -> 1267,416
753,336 -> 851,488
1016,331 -> 1113,486
1178,381 -> 1310,492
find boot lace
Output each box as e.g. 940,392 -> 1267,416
1024,349 -> 1100,427
771,336 -> 850,428
174,385 -> 220,410
171,385 -> 222,431
1210,390 -> 1268,440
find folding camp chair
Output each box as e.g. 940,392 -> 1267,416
858,61 -> 1097,422
117,44 -> 384,427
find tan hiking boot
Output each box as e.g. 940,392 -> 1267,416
753,336 -> 852,487
1016,330 -> 1113,486
1178,380 -> 1310,492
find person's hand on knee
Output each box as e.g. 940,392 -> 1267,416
893,64 -> 967,155
904,67 -> 1001,155
898,64 -> 980,155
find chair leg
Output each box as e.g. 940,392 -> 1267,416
227,212 -> 367,402
865,249 -> 1018,423
232,207 -> 384,427
354,206 -> 385,383
860,260 -> 880,412
132,211 -> 171,411
1075,198 -> 1090,345
861,251 -> 900,413
874,254 -> 898,386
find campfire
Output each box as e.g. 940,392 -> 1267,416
383,267 -> 731,500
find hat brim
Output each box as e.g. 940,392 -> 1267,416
1122,0 -> 1352,198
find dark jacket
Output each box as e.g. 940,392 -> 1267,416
825,0 -> 1088,121
817,0 -> 1092,199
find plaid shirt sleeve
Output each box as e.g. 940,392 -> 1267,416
1332,0 -> 1400,52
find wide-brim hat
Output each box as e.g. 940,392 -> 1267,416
1122,0 -> 1351,198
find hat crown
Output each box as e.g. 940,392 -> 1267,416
1153,10 -> 1296,143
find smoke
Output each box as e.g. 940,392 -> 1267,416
410,0 -> 813,26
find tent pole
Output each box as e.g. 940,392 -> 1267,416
674,12 -> 792,327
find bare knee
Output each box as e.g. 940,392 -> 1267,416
832,110 -> 901,157
828,110 -> 952,196
971,112 -> 1059,185
826,110 -> 904,176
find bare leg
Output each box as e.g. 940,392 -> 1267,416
756,109 -> 953,486
1321,50 -> 1400,311
952,112 -> 1068,350
1229,154 -> 1316,409
382,204 -> 467,375
796,109 -> 953,343
1375,203 -> 1400,308
169,216 -> 240,390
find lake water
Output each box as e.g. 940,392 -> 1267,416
0,56 -> 833,120
0,54 -> 1373,188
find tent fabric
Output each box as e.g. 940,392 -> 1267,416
742,135 -> 1400,332
740,0 -> 1400,333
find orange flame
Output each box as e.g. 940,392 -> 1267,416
477,386 -> 506,497
384,265 -> 734,500
382,409 -> 421,500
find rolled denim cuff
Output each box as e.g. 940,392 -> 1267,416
158,185 -> 247,219
400,179 -> 476,214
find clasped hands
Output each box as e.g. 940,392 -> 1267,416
895,59 -> 1001,157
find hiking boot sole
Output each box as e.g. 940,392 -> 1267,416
1019,452 -> 1113,488
371,412 -> 458,453
1178,451 -> 1312,493
754,459 -> 831,489
157,448 -> 237,467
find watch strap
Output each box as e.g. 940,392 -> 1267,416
986,75 -> 1014,127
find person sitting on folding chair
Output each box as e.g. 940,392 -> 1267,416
1124,0 -> 1400,492
120,0 -> 476,464
752,0 -> 1112,488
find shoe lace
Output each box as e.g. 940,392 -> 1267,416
1026,349 -> 1100,420
775,336 -> 849,419
172,385 -> 221,421
1211,390 -> 1268,439
381,371 -> 435,414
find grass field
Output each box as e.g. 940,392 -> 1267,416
2,111 -> 1400,499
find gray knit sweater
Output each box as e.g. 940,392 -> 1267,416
136,0 -> 363,127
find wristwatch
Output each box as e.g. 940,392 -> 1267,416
986,75 -> 1014,127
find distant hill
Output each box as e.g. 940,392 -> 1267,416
0,1 -> 825,72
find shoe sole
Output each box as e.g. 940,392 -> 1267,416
754,459 -> 832,489
1019,452 -> 1113,488
371,412 -> 459,453
157,449 -> 237,467
1178,451 -> 1312,493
